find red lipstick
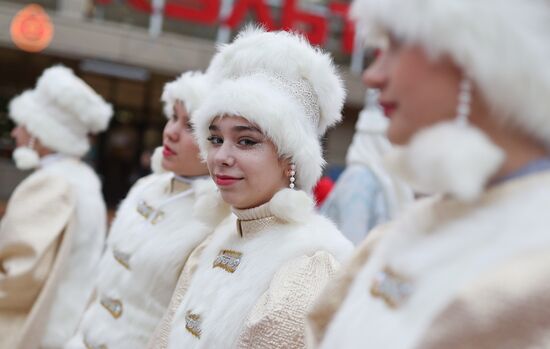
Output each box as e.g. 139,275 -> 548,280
163,145 -> 175,157
379,101 -> 397,118
214,175 -> 242,186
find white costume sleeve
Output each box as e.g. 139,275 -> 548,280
0,173 -> 74,309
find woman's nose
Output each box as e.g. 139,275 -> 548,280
213,142 -> 235,167
362,52 -> 388,90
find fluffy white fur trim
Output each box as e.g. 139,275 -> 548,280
161,71 -> 211,119
193,74 -> 324,192
8,65 -> 113,156
385,121 -> 505,202
350,0 -> 550,146
150,146 -> 167,174
192,178 -> 231,227
207,26 -> 345,135
12,146 -> 40,170
269,189 -> 315,223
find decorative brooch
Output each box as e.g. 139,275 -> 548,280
137,201 -> 154,219
213,249 -> 242,273
100,296 -> 123,319
185,310 -> 202,338
136,201 -> 164,224
112,248 -> 131,270
370,267 -> 413,309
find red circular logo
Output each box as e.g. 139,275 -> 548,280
10,4 -> 54,53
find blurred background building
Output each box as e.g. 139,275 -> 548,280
0,0 -> 368,208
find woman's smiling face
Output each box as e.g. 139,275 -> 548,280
206,115 -> 290,209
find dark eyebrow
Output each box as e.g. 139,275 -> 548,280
208,124 -> 263,135
232,125 -> 262,134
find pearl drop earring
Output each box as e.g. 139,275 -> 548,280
289,163 -> 296,189
456,78 -> 472,125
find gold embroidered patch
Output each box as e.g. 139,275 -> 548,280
236,216 -> 278,238
137,201 -> 154,219
137,201 -> 165,224
112,249 -> 131,270
213,249 -> 242,273
370,267 -> 413,309
100,296 -> 123,319
185,311 -> 202,338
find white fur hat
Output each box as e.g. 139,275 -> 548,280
161,70 -> 212,118
9,65 -> 113,157
350,0 -> 550,146
193,27 -> 346,192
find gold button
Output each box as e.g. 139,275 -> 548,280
100,296 -> 123,319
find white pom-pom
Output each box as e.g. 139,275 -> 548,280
269,188 -> 314,223
385,121 -> 505,202
13,147 -> 40,170
150,146 -> 166,174
192,179 -> 231,226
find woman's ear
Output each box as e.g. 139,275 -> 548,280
280,157 -> 291,176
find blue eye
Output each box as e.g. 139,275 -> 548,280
207,136 -> 223,145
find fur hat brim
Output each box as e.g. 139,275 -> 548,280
161,71 -> 211,119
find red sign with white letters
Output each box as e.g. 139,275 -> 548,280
96,0 -> 355,53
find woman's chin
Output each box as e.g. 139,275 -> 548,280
161,158 -> 176,173
219,191 -> 240,208
387,125 -> 413,146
